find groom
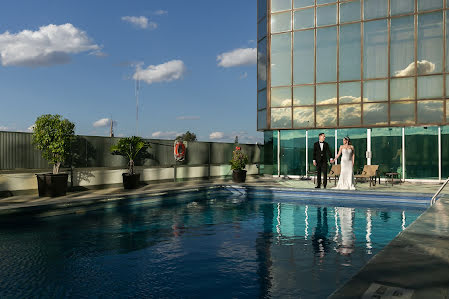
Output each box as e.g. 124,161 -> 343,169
313,133 -> 334,189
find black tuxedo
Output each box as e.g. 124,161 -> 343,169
313,141 -> 333,187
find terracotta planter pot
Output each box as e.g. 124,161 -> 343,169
122,173 -> 141,189
232,170 -> 247,183
36,173 -> 68,197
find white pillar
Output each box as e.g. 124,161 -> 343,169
438,126 -> 442,181
402,127 -> 406,181
277,130 -> 281,177
367,128 -> 372,165
335,129 -> 338,164
305,130 -> 309,174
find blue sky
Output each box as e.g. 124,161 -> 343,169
0,0 -> 262,143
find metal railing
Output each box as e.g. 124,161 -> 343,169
431,177 -> 449,205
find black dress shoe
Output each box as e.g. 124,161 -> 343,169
323,186 -> 327,189
315,186 -> 320,189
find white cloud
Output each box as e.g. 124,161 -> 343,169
93,118 -> 114,127
133,60 -> 186,84
121,16 -> 157,30
217,48 -> 256,68
176,115 -> 200,120
0,126 -> 13,131
0,23 -> 99,67
210,132 -> 225,140
151,131 -> 182,139
27,124 -> 35,132
209,131 -> 263,144
154,10 -> 168,15
394,60 -> 436,76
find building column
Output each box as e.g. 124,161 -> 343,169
402,127 -> 406,181
439,126 -> 442,181
335,129 -> 338,164
277,130 -> 281,177
305,130 -> 309,174
367,128 -> 371,165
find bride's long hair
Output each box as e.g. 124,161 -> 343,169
344,136 -> 352,145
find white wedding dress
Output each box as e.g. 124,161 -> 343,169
333,148 -> 356,190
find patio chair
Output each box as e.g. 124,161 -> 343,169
328,164 -> 341,186
355,165 -> 380,187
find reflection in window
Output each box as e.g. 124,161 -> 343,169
271,33 -> 291,87
294,30 -> 314,84
418,75 -> 443,99
316,84 -> 337,105
363,80 -> 387,102
391,101 -> 415,125
317,0 -> 334,4
364,0 -> 388,20
271,87 -> 292,107
339,105 -> 361,126
418,0 -> 443,12
258,89 -> 267,110
317,106 -> 337,127
363,103 -> 388,125
391,16 -> 415,77
364,20 -> 388,79
417,100 -> 444,123
372,127 -> 402,175
405,126 -> 439,179
271,12 -> 292,33
418,12 -> 443,74
317,4 -> 336,27
293,86 -> 314,106
340,0 -> 360,23
258,109 -> 267,129
294,0 -> 314,8
258,39 -> 267,90
447,101 -> 449,122
293,107 -> 314,127
294,8 -> 314,30
258,0 -> 267,21
340,23 -> 361,81
271,108 -> 292,128
317,27 -> 337,82
271,0 -> 291,12
391,78 -> 414,101
258,18 -> 267,41
446,11 -> 449,71
391,0 -> 414,15
340,82 -> 361,103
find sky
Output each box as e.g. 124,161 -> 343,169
0,0 -> 262,144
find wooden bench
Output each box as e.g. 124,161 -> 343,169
355,165 -> 380,187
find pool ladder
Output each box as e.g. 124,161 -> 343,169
431,177 -> 449,206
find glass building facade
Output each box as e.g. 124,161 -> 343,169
258,0 -> 449,180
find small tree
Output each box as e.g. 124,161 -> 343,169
230,146 -> 248,171
177,131 -> 197,142
110,136 -> 150,175
32,114 -> 75,174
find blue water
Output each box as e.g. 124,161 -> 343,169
0,188 -> 425,298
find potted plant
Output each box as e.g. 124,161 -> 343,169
32,114 -> 75,197
230,146 -> 249,183
111,136 -> 149,189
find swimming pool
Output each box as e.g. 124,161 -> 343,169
0,187 -> 427,298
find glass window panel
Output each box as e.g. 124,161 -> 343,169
372,127 -> 403,175
418,12 -> 443,74
364,0 -> 388,20
447,102 -> 449,122
294,8 -> 314,30
293,107 -> 314,127
258,0 -> 267,21
280,130 -> 307,175
293,30 -> 314,84
317,0 -> 334,4
317,5 -> 337,26
293,86 -> 314,105
364,20 -> 388,79
258,109 -> 267,129
271,87 -> 292,107
262,131 -> 274,175
271,107 -> 292,128
271,12 -> 292,33
258,18 -> 267,41
339,104 -> 361,126
340,23 -> 361,81
363,103 -> 388,125
340,0 -> 361,23
316,84 -> 337,104
317,27 -> 337,82
271,0 -> 291,12
271,33 -> 291,87
258,89 -> 267,110
444,126 -> 449,178
405,126 -> 438,179
294,0 -> 314,8
447,76 -> 449,97
391,16 -> 415,77
316,105 -> 337,127
418,75 -> 443,99
417,100 -> 444,123
363,80 -> 387,102
390,101 -> 415,125
418,0 -> 443,12
446,11 -> 449,71
391,78 -> 414,101
340,82 -> 361,103
258,39 -> 267,90
391,0 -> 414,16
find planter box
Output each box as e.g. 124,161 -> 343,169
36,173 -> 68,197
122,173 -> 141,189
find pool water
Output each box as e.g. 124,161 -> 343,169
0,188 -> 425,298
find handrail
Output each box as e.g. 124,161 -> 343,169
431,177 -> 449,205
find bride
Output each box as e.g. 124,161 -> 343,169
333,137 -> 356,190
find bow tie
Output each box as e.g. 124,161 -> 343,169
319,141 -> 324,143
